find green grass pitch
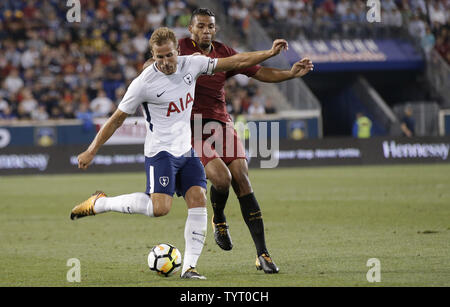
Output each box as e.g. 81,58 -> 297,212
1,164 -> 449,287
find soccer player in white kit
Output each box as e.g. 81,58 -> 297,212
70,27 -> 288,279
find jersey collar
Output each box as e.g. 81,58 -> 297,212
190,39 -> 215,55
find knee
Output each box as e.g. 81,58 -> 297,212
233,173 -> 252,196
186,187 -> 207,208
154,205 -> 170,217
211,171 -> 232,193
152,197 -> 172,217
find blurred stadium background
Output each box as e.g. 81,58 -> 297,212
1,0 -> 450,288
0,0 -> 449,174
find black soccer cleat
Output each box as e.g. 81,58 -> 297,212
212,217 -> 233,251
256,253 -> 279,274
181,267 -> 207,280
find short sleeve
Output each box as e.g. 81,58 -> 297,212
189,55 -> 218,78
118,76 -> 144,115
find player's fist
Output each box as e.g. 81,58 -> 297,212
291,58 -> 314,78
77,150 -> 95,170
270,39 -> 288,56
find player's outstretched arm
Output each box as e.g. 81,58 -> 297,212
213,39 -> 288,73
252,58 -> 314,83
77,109 -> 128,170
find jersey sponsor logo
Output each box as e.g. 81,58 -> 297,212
159,176 -> 169,187
183,73 -> 193,85
156,90 -> 166,97
166,92 -> 194,117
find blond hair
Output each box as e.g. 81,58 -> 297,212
149,27 -> 178,50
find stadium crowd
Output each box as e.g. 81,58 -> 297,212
224,0 -> 449,61
1,0 -> 448,122
0,0 -> 272,123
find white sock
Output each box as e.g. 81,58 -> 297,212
94,192 -> 154,217
182,207 -> 207,275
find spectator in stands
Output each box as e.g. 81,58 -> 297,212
18,88 -> 38,118
4,68 -> 23,94
421,25 -> 436,56
340,6 -> 358,37
0,94 -> 11,117
321,0 -> 336,16
408,13 -> 426,39
0,104 -> 17,121
264,98 -> 276,114
410,0 -> 427,16
168,0 -> 187,18
132,31 -> 149,54
352,112 -> 372,138
228,1 -> 249,38
31,104 -> 50,121
385,7 -> 403,35
238,88 -> 252,113
0,0 -> 447,124
231,96 -> 243,119
90,90 -> 114,118
104,58 -> 125,99
400,105 -> 415,137
336,0 -> 350,20
147,7 -> 165,31
248,100 -> 266,117
382,0 -> 397,12
428,0 -> 447,29
76,103 -> 95,132
273,0 -> 290,20
251,87 -> 266,108
62,103 -> 76,119
435,31 -> 449,61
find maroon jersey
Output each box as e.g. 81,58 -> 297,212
178,37 -> 261,123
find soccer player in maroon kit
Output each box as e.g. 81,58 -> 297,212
144,8 -> 313,274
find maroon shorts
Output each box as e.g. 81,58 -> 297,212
191,120 -> 246,167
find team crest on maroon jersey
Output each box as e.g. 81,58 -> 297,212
183,73 -> 193,85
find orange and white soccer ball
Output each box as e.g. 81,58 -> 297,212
147,243 -> 182,277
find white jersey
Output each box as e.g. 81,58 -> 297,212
118,55 -> 217,157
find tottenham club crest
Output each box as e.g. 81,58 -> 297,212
159,176 -> 169,187
183,73 -> 193,85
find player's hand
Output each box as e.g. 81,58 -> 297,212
77,150 -> 95,170
270,39 -> 288,56
290,58 -> 314,78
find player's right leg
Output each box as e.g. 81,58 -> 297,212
177,151 -> 208,279
181,186 -> 208,280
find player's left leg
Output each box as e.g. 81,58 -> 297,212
228,158 -> 279,274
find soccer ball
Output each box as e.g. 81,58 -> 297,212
147,243 -> 182,277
